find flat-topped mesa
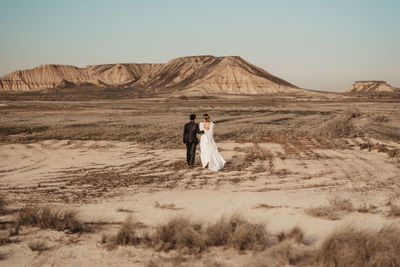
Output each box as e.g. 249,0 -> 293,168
0,55 -> 299,94
345,81 -> 398,93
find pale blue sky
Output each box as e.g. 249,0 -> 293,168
1,0 -> 399,92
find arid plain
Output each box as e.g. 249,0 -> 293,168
0,55 -> 399,266
1,92 -> 400,266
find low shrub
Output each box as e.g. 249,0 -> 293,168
306,197 -> 354,220
113,216 -> 141,245
17,206 -> 84,233
153,217 -> 205,253
318,225 -> 400,267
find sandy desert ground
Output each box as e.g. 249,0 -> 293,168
1,95 -> 400,266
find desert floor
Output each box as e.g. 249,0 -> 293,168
1,96 -> 400,266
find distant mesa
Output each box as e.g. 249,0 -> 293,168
345,81 -> 399,93
0,56 -> 301,95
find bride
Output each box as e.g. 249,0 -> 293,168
199,114 -> 226,171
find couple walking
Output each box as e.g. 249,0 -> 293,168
183,114 -> 225,171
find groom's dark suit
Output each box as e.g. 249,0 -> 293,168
183,121 -> 204,166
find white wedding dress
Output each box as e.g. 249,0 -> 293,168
199,122 -> 226,171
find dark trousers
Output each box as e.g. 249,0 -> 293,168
186,142 -> 197,166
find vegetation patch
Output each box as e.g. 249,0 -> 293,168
318,225 -> 400,267
106,214 -> 270,254
17,206 -> 85,233
306,197 -> 354,220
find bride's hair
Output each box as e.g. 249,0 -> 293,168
202,113 -> 210,122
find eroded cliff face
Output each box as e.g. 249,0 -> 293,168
177,56 -> 298,94
345,81 -> 398,93
0,65 -> 91,91
0,56 -> 298,94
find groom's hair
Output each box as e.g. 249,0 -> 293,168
190,114 -> 196,121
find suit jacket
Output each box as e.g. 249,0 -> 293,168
183,121 -> 204,144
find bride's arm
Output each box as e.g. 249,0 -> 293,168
196,123 -> 205,134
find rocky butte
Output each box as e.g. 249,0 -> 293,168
345,81 -> 399,93
0,56 -> 303,95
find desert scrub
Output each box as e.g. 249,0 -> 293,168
154,215 -> 269,252
277,226 -> 306,244
306,197 -> 354,220
153,217 -> 205,253
318,225 -> 400,267
107,214 -> 270,253
17,206 -> 85,233
112,216 -> 141,246
311,108 -> 361,138
205,214 -> 268,251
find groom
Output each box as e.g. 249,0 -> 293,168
183,114 -> 204,167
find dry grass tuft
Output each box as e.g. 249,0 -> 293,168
306,197 -> 354,220
314,108 -> 361,138
329,197 -> 353,212
113,216 -> 141,246
229,221 -> 268,251
246,227 -> 312,267
205,214 -> 268,251
357,202 -> 377,213
251,240 -> 313,267
28,239 -> 48,252
204,217 -> 234,247
153,217 -> 205,253
277,227 -> 306,244
318,225 -> 400,267
108,215 -> 270,253
306,206 -> 342,220
17,206 -> 84,233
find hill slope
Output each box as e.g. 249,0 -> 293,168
0,56 -> 299,94
345,81 -> 399,93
